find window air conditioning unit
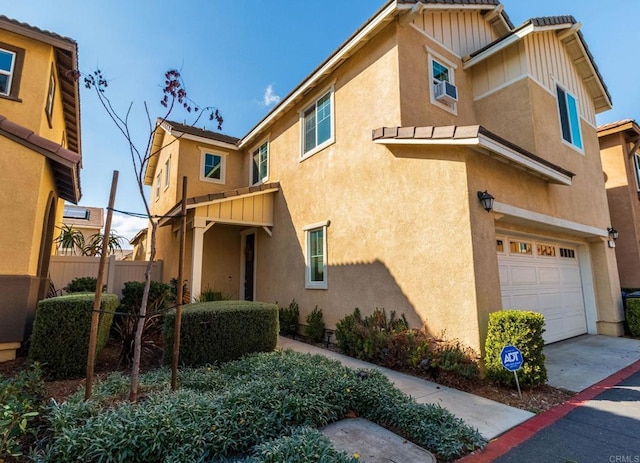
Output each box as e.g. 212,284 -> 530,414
434,80 -> 458,104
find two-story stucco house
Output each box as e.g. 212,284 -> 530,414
145,0 -> 622,352
598,119 -> 640,289
0,16 -> 81,361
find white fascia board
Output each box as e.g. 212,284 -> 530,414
398,3 -> 495,11
170,130 -> 239,151
239,1 -> 398,149
477,134 -> 573,185
374,134 -> 572,185
493,201 -> 608,238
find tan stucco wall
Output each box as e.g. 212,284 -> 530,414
600,132 -> 640,288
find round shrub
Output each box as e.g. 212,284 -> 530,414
484,310 -> 547,388
626,298 -> 640,337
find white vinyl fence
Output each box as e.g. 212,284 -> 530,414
49,256 -> 163,298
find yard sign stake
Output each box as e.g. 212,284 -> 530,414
85,170 -> 119,400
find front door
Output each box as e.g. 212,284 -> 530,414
242,232 -> 255,301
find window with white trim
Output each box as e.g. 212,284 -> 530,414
45,67 -> 56,126
0,48 -> 16,97
251,141 -> 269,185
163,157 -> 170,189
301,89 -> 334,159
200,150 -> 226,184
556,84 -> 583,150
428,53 -> 457,113
155,173 -> 161,200
304,221 -> 329,289
634,153 -> 640,192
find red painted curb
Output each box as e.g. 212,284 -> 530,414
458,359 -> 640,463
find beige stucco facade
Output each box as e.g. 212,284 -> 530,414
599,120 -> 640,289
0,18 -> 81,361
147,1 -> 622,352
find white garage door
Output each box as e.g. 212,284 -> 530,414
497,234 -> 587,344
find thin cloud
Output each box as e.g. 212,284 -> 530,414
263,84 -> 281,107
110,213 -> 149,245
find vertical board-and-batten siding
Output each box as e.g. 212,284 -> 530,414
413,11 -> 499,58
199,194 -> 274,226
471,41 -> 528,98
524,31 -> 596,125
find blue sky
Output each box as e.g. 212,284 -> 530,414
4,1 -> 638,241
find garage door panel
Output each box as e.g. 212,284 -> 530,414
509,265 -> 538,285
497,234 -> 587,344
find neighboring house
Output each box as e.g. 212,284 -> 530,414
598,119 -> 640,289
0,16 -> 81,360
57,204 -> 104,255
130,228 -> 148,261
145,0 -> 622,351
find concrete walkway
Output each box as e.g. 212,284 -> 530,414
277,337 -> 534,440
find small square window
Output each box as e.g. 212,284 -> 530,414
0,48 -> 16,96
200,149 -> 226,184
509,240 -> 532,255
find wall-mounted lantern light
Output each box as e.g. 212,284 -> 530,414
607,227 -> 619,248
477,190 -> 495,213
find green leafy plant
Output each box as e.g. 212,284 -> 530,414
625,298 -> 640,337
36,351 -> 483,462
54,225 -> 85,255
484,310 -> 547,387
194,286 -> 225,302
29,293 -> 118,379
304,306 -> 325,343
112,280 -> 172,366
63,276 -> 103,293
278,299 -> 299,336
0,363 -> 45,459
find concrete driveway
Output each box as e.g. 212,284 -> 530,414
545,335 -> 640,392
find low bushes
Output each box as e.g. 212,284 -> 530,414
0,363 -> 46,459
163,300 -> 278,366
335,308 -> 479,380
36,351 -> 484,462
29,293 -> 118,379
278,299 -> 299,336
484,310 -> 547,387
625,298 -> 640,337
63,276 -> 101,293
304,306 -> 325,343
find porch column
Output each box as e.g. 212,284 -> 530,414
191,218 -> 207,302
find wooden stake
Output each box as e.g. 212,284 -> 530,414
171,176 -> 188,390
85,170 -> 119,400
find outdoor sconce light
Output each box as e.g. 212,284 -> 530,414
477,190 -> 495,212
607,227 -> 619,248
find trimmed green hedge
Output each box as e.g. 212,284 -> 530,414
163,300 -> 278,366
29,293 -> 118,379
626,298 -> 640,337
484,310 -> 547,387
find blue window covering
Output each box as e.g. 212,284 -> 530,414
556,85 -> 582,149
566,93 -> 582,149
204,153 -> 222,179
0,50 -> 13,72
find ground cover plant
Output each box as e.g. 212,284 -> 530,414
32,351 -> 484,462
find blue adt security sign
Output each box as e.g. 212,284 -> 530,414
500,345 -> 523,372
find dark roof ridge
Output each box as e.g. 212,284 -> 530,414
0,14 -> 76,48
161,119 -> 240,145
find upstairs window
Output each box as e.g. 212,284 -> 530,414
428,51 -> 457,114
252,141 -> 269,185
301,89 -> 334,159
163,157 -> 170,189
0,48 -> 16,97
200,150 -> 226,184
155,174 -> 161,200
634,153 -> 640,192
45,67 -> 56,127
556,85 -> 583,150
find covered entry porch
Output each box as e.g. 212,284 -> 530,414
162,183 -> 279,301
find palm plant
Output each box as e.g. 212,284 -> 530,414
84,231 -> 126,256
54,225 -> 85,255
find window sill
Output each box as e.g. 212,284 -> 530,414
305,283 -> 328,290
200,177 -> 225,185
0,94 -> 22,103
300,138 -> 335,163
